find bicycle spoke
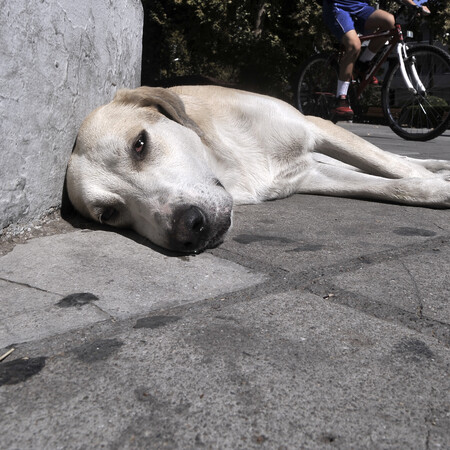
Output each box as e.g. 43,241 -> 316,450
382,45 -> 450,141
419,96 -> 444,128
296,54 -> 339,121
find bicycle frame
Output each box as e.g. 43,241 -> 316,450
354,24 -> 424,98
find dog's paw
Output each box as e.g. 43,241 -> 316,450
420,159 -> 450,174
397,177 -> 450,208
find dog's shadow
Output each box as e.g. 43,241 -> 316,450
60,178 -> 193,258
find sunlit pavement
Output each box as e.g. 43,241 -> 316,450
1,124 -> 449,449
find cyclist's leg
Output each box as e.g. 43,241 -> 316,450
333,30 -> 360,118
322,4 -> 360,118
363,9 -> 395,54
354,7 -> 393,82
323,4 -> 361,83
339,30 -> 361,82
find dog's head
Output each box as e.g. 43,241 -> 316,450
66,87 -> 233,253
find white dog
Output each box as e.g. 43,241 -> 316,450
66,86 -> 450,253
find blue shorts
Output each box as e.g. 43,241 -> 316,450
322,0 -> 376,41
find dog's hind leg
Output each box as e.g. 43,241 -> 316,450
295,162 -> 450,208
306,116 -> 449,179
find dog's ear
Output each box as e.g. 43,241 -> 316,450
114,87 -> 203,137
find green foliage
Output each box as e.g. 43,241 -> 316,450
141,0 -> 331,100
381,0 -> 450,44
427,0 -> 450,45
141,0 -> 449,102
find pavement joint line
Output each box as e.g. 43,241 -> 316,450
214,233 -> 450,283
89,302 -> 117,321
2,268 -> 448,355
208,241 -> 450,346
210,246 -> 290,276
305,282 -> 450,347
191,270 -> 450,348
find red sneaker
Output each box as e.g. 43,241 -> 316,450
362,74 -> 379,85
331,95 -> 354,120
355,60 -> 379,85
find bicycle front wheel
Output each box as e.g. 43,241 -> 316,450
296,53 -> 339,121
382,45 -> 450,141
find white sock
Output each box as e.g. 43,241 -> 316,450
337,80 -> 350,97
359,48 -> 377,63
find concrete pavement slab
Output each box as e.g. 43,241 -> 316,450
1,290 -> 449,449
328,246 -> 450,324
0,230 -> 265,344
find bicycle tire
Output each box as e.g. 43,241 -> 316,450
381,44 -> 450,141
296,53 -> 339,121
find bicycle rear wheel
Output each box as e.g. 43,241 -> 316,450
296,53 -> 339,121
382,45 -> 450,141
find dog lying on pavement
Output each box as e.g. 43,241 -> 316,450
66,86 -> 450,253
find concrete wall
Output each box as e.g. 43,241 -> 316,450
0,0 -> 143,231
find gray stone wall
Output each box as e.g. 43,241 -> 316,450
0,0 -> 143,231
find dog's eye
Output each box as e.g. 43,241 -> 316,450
133,134 -> 146,157
100,207 -> 117,223
135,138 -> 145,153
214,179 -> 225,189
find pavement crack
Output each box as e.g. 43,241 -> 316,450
209,246 -> 290,276
0,277 -> 115,321
400,260 -> 423,319
0,276 -> 59,296
432,222 -> 446,231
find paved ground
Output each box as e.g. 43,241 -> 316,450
1,124 -> 449,449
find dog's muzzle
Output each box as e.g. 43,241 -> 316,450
168,205 -> 231,253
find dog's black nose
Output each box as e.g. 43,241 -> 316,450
169,205 -> 209,253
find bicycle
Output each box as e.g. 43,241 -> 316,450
295,5 -> 450,141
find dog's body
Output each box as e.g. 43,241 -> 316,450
67,86 -> 450,253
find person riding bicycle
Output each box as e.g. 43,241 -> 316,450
322,0 -> 431,120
